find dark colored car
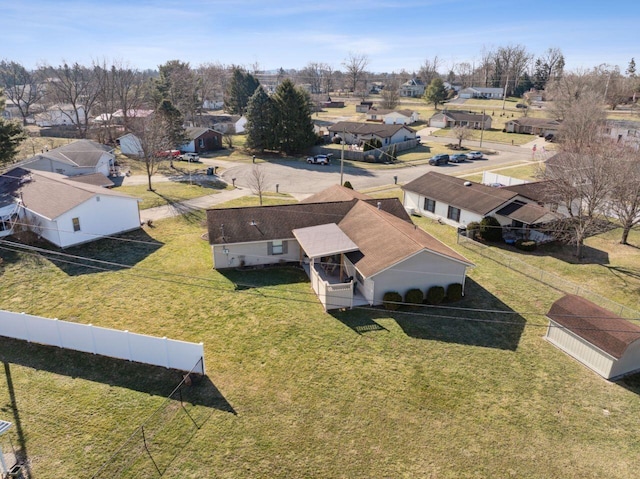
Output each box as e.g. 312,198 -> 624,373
428,154 -> 449,166
545,134 -> 555,142
450,153 -> 467,163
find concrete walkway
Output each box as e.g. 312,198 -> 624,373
140,187 -> 249,223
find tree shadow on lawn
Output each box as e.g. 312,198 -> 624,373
332,278 -> 526,351
0,336 -> 235,413
45,229 -> 164,276
268,157 -> 377,178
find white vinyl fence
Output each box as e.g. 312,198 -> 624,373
481,171 -> 528,186
0,310 -> 205,374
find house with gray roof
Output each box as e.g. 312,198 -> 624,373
428,110 -> 492,129
327,121 -> 416,146
505,117 -> 561,136
0,167 -> 140,248
365,108 -> 420,125
17,139 -> 115,177
402,172 -> 559,243
399,78 -> 426,98
459,87 -> 504,100
206,185 -> 472,310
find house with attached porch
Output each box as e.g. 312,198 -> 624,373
206,185 -> 473,311
402,172 -> 559,243
327,121 -> 417,147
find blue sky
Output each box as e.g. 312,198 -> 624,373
2,0 -> 637,73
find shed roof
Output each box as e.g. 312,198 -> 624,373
547,295 -> 640,359
403,171 -> 516,216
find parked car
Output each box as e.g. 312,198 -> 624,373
516,103 -> 528,109
179,152 -> 201,162
466,151 -> 483,160
428,154 -> 449,166
306,154 -> 333,165
158,149 -> 181,158
544,134 -> 555,142
450,153 -> 467,163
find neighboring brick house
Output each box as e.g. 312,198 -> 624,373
180,127 -> 223,153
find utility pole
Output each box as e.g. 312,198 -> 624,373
340,136 -> 345,186
479,109 -> 485,147
501,74 -> 509,110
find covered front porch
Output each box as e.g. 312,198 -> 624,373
0,203 -> 19,238
293,223 -> 369,311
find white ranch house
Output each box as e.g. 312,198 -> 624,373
365,109 -> 420,125
17,140 -> 116,177
0,168 -> 141,248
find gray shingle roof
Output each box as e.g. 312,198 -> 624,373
327,121 -> 414,138
403,172 -> 516,216
22,139 -> 113,168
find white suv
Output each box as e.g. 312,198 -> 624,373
179,153 -> 200,162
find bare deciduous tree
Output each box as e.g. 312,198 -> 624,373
380,78 -> 400,109
452,126 -> 471,148
342,53 -> 369,94
0,60 -> 44,125
608,149 -> 640,244
248,164 -> 267,206
129,115 -> 174,191
418,55 -> 441,85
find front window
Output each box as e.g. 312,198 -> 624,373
72,217 -> 81,231
424,198 -> 435,213
447,206 -> 461,222
271,240 -> 283,255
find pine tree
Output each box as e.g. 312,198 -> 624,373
0,91 -> 27,168
224,67 -> 260,115
272,79 -> 315,154
423,78 -> 447,110
158,99 -> 187,148
245,86 -> 275,152
627,58 -> 637,77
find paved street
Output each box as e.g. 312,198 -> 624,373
126,133 -> 552,222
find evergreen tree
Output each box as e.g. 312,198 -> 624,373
153,60 -> 200,123
627,58 -> 637,77
245,86 -> 275,152
423,78 -> 447,110
0,91 -> 27,168
158,99 -> 187,148
224,67 -> 260,115
272,79 -> 315,155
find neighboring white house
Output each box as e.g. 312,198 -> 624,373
504,118 -> 561,136
0,168 -> 141,248
327,121 -> 417,146
399,78 -> 426,98
17,140 -> 115,177
235,115 -> 247,134
366,109 -> 420,125
35,104 -> 87,127
402,172 -> 559,243
546,295 -> 640,380
458,87 -> 504,100
428,110 -> 492,130
202,99 -> 224,110
603,120 -> 640,149
117,132 -> 143,157
206,185 -> 473,310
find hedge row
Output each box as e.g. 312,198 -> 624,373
382,283 -> 464,310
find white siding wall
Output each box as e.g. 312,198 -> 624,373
213,240 -> 301,269
403,190 -> 483,227
22,209 -> 62,247
610,340 -> 640,378
370,250 -> 468,305
22,156 -> 109,177
383,114 -> 409,125
119,134 -> 143,156
546,321 -> 615,378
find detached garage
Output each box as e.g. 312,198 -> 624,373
545,295 -> 640,380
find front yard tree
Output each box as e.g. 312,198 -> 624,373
608,148 -> 640,245
224,67 -> 260,115
453,125 -> 471,148
0,90 -> 27,167
153,60 -> 201,124
245,86 -> 275,152
380,78 -> 400,109
272,79 -> 315,154
0,60 -> 43,126
248,164 -> 267,206
423,77 -> 447,109
130,114 -> 174,192
157,99 -> 187,148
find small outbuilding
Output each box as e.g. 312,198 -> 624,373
545,295 -> 640,380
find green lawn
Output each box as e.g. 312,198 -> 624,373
1,198 -> 640,478
115,178 -> 231,209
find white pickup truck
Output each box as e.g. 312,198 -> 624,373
306,154 -> 333,165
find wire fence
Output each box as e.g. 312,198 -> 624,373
91,358 -> 211,479
457,234 -> 639,320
